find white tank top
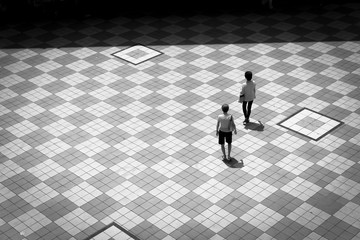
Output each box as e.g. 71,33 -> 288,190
218,114 -> 232,132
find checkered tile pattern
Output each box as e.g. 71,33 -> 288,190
1,2 -> 360,240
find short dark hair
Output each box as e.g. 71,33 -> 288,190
245,71 -> 252,80
222,104 -> 229,113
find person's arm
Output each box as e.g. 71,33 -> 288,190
216,117 -> 220,136
232,115 -> 237,135
253,83 -> 256,99
239,85 -> 245,102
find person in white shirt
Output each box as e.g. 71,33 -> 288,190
216,104 -> 237,161
239,71 -> 256,125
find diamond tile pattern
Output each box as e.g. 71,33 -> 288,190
1,2 -> 360,240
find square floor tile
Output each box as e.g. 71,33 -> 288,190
27,159 -> 66,181
194,205 -> 237,233
242,155 -> 273,177
112,45 -> 162,65
105,181 -> 146,205
36,138 -> 71,158
237,178 -> 278,203
150,180 -> 190,204
270,133 -> 307,152
154,117 -> 187,134
281,176 -> 321,201
148,206 -> 190,234
275,154 -> 314,176
316,153 -> 355,175
55,208 -> 98,236
151,156 -> 189,178
277,108 -> 343,141
62,182 -> 102,207
287,67 -> 316,81
101,207 -> 144,230
74,137 -> 110,157
190,69 -> 219,83
193,179 -> 233,204
0,139 -> 32,159
19,182 -> 59,207
14,103 -> 46,119
114,136 -> 150,156
68,158 -> 107,180
116,118 -> 151,135
9,209 -> 51,237
0,74 -> 25,87
6,120 -> 39,138
240,204 -> 283,232
234,134 -> 267,154
110,158 -> 147,179
325,176 -> 360,201
193,156 -> 227,177
153,136 -> 188,155
0,88 -> 18,102
334,202 -> 360,230
287,203 -> 331,231
0,183 -> 16,204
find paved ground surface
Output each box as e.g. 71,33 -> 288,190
0,2 -> 360,240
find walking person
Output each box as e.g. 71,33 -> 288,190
239,71 -> 256,125
216,104 -> 237,161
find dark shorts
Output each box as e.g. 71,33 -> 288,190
218,131 -> 232,145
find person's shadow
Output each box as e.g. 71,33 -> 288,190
244,120 -> 264,131
222,157 -> 244,168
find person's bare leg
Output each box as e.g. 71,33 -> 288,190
221,144 -> 226,159
227,143 -> 232,160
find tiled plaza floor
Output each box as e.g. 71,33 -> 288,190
1,2 -> 360,240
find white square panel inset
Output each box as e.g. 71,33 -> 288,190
87,223 -> 139,240
112,45 -> 162,65
278,108 -> 343,141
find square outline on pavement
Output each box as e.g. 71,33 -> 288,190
277,107 -> 343,141
111,45 -> 163,65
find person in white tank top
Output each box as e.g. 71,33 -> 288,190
216,104 -> 237,161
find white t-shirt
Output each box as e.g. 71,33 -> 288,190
240,80 -> 256,102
